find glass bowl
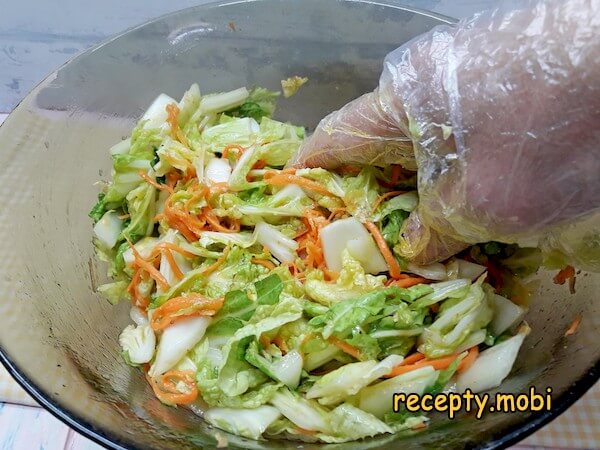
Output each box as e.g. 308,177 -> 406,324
0,1 -> 597,449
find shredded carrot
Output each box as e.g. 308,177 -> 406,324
365,221 -> 402,279
209,182 -> 230,193
166,171 -> 180,188
184,187 -> 209,214
264,171 -> 333,197
129,242 -> 170,291
389,277 -> 428,288
204,209 -> 241,233
328,336 -> 361,360
429,303 -> 440,313
411,421 -> 428,430
147,370 -> 198,405
127,268 -> 148,308
259,334 -> 271,348
371,191 -> 405,214
252,258 -> 276,270
400,352 -> 426,366
200,247 -> 231,276
323,269 -> 339,282
554,265 -> 575,285
272,336 -> 289,354
252,160 -> 267,170
165,103 -> 191,148
138,170 -> 173,193
163,194 -> 205,241
222,144 -> 244,159
151,293 -> 224,331
457,346 -> 479,373
166,103 -> 180,139
386,347 -> 479,378
564,315 -> 582,337
327,206 -> 347,221
154,242 -> 196,259
163,248 -> 184,280
390,165 -> 403,185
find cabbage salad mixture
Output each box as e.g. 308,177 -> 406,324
90,83 -> 532,443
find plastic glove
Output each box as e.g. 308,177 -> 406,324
291,0 -> 600,270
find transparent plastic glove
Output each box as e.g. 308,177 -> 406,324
292,0 -> 600,270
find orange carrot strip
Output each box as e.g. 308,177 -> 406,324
166,170 -> 182,188
127,269 -> 142,306
259,334 -> 271,348
386,347 -> 478,378
209,182 -> 230,193
130,243 -> 170,291
272,336 -> 289,354
204,209 -> 240,232
400,352 -> 426,366
166,103 -> 180,138
163,248 -> 184,280
200,247 -> 231,276
264,172 -> 333,197
252,258 -> 276,270
554,265 -> 575,285
150,293 -> 224,331
384,355 -> 455,378
163,195 -> 205,241
390,277 -> 428,288
155,242 -> 196,259
564,315 -> 582,337
138,170 -> 173,193
365,221 -> 402,279
457,346 -> 479,373
322,269 -> 339,282
222,144 -> 244,159
411,421 -> 428,430
165,103 -> 191,148
371,191 -> 405,213
147,370 -> 198,405
184,189 -> 209,214
328,336 -> 361,360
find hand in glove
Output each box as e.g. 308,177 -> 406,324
291,0 -> 600,270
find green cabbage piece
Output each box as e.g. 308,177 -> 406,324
418,280 -> 493,358
317,404 -> 392,443
342,167 -> 380,220
227,87 -> 280,121
103,125 -> 161,204
121,182 -> 157,243
305,355 -> 402,405
204,405 -> 281,441
304,251 -> 385,306
194,341 -> 280,408
152,247 -> 262,306
97,280 -> 130,305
